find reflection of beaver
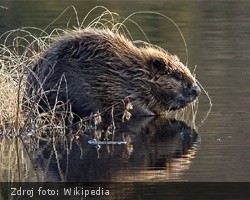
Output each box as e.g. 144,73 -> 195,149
30,118 -> 198,182
26,28 -> 200,118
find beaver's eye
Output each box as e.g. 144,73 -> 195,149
173,71 -> 183,80
150,58 -> 165,71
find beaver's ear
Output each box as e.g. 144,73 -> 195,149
150,58 -> 165,71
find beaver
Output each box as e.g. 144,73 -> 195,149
25,28 -> 200,119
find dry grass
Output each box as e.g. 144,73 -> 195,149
0,28 -> 46,135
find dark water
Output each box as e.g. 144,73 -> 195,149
1,0 -> 250,199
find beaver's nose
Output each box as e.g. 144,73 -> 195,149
190,84 -> 201,97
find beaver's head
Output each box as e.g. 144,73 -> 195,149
140,47 -> 201,113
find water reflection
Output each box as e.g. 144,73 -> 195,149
0,117 -> 198,182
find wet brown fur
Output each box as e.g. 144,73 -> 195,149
26,28 -> 200,119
